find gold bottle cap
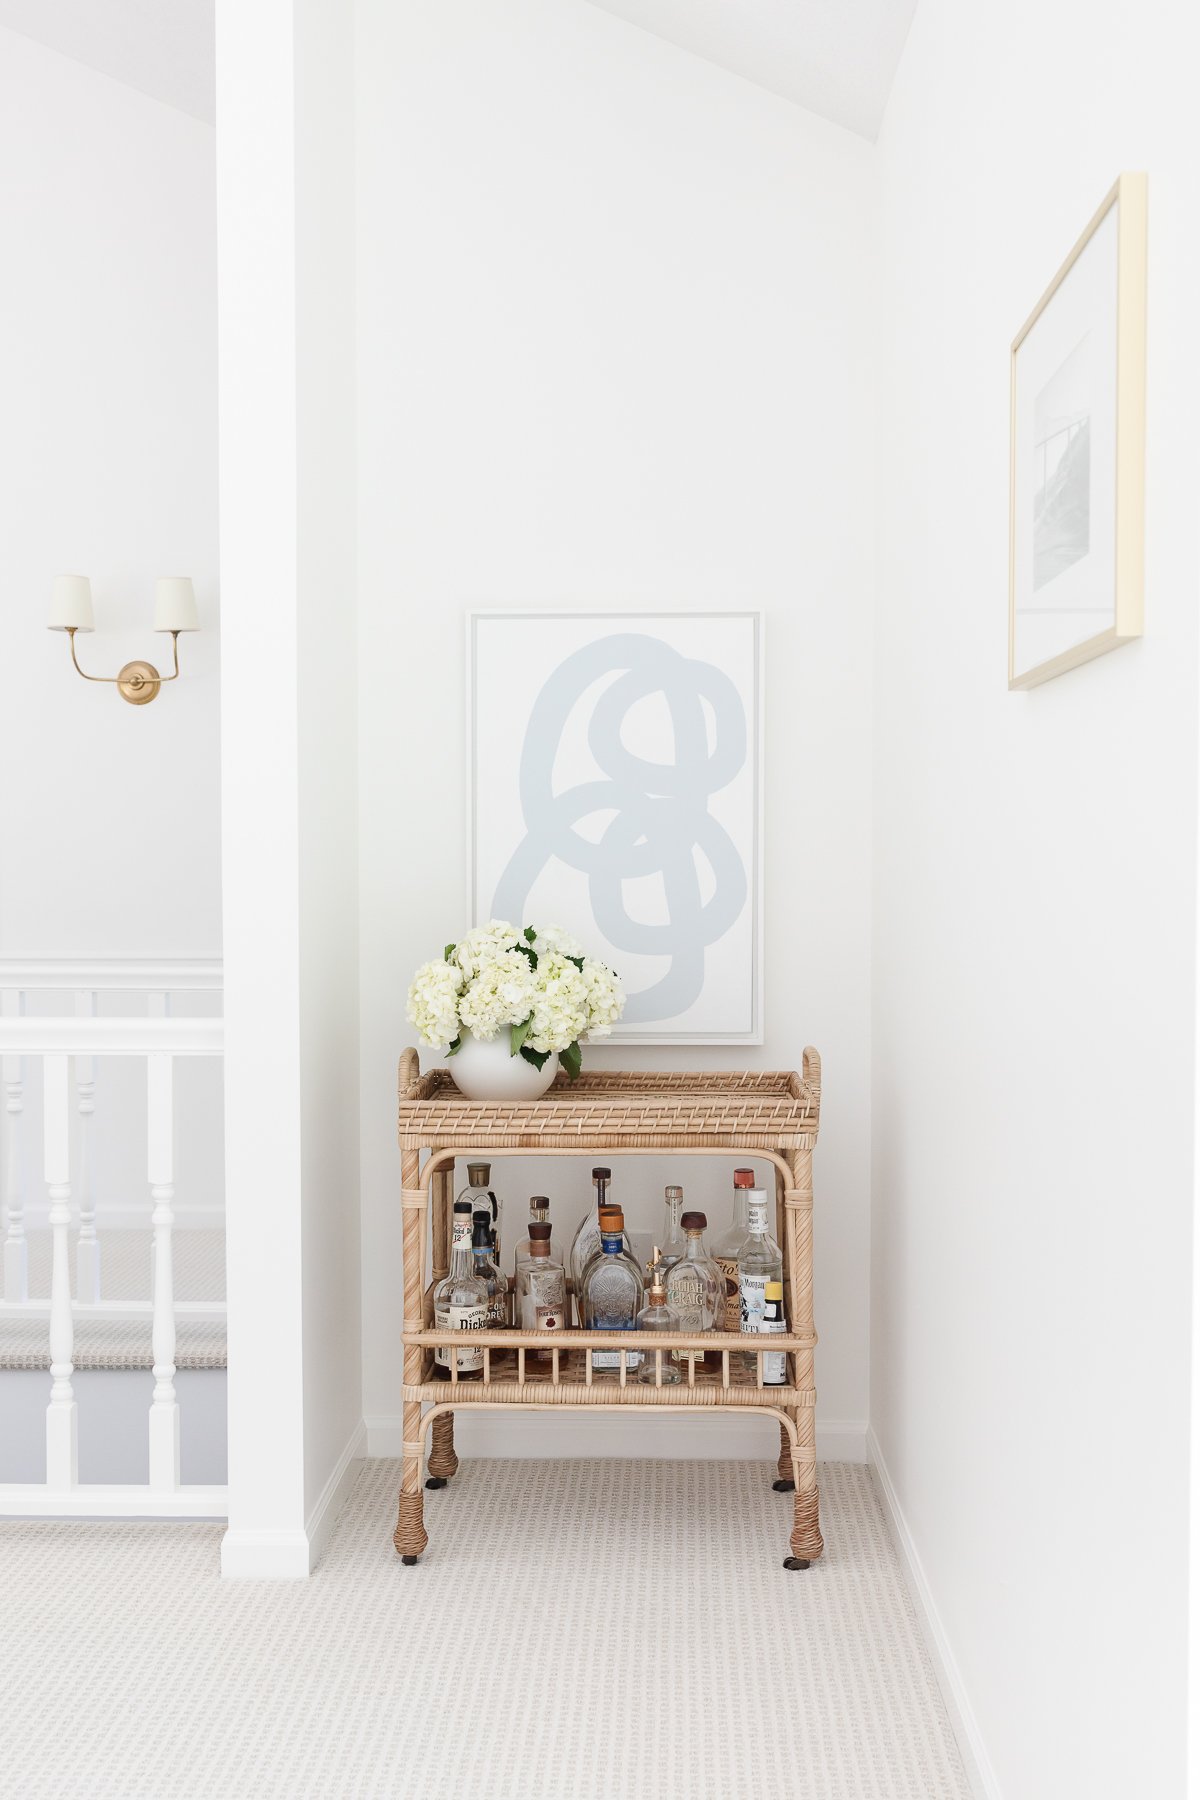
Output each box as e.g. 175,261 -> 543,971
665,1185 -> 683,1201
765,1280 -> 783,1300
468,1162 -> 491,1184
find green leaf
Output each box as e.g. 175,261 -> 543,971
446,1035 -> 462,1057
567,954 -> 584,972
443,943 -> 456,962
510,1014 -> 533,1056
520,1045 -> 551,1071
559,1040 -> 582,1081
513,941 -> 538,969
524,925 -> 537,944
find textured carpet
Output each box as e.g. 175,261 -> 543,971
1,1229 -> 226,1370
0,1458 -> 972,1800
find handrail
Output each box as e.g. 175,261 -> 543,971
0,957 -> 222,991
0,1018 -> 223,1056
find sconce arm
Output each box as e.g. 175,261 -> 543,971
67,628 -> 182,683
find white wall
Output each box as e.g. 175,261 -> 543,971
0,26 -> 220,960
356,0 -> 876,1457
872,4 -> 1200,1796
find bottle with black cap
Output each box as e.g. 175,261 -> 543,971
433,1198 -> 488,1377
472,1209 -> 508,1330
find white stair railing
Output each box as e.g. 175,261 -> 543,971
2,989 -> 27,1302
74,990 -> 100,1303
0,1007 -> 225,1519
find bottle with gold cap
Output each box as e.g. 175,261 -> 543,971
636,1250 -> 683,1385
458,1161 -> 502,1270
710,1167 -> 757,1335
757,1280 -> 789,1386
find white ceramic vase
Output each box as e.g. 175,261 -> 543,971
448,1029 -> 558,1102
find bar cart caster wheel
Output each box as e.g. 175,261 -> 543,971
425,1477 -> 448,1489
773,1478 -> 795,1492
783,1557 -> 810,1571
401,1555 -> 420,1566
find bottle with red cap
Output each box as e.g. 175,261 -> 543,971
710,1167 -> 757,1335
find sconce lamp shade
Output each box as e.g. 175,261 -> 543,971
154,577 -> 199,632
49,574 -> 95,632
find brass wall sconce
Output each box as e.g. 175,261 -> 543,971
49,575 -> 199,705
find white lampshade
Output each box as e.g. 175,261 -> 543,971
49,574 -> 95,632
154,576 -> 199,633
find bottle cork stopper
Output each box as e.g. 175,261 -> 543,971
529,1222 -> 552,1241
680,1210 -> 707,1231
733,1168 -> 755,1188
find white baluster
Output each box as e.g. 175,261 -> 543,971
147,1052 -> 179,1491
44,1054 -> 77,1489
2,989 -> 28,1302
74,990 -> 100,1302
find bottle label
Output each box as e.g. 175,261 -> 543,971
715,1256 -> 741,1332
760,1349 -> 788,1385
451,1217 -> 473,1252
522,1267 -> 566,1333
739,1271 -> 768,1331
435,1302 -> 486,1371
591,1347 -> 643,1370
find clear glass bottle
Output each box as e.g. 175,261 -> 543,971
458,1161 -> 501,1270
513,1195 -> 559,1282
656,1185 -> 687,1275
636,1249 -> 682,1386
568,1167 -> 632,1320
515,1222 -> 567,1361
581,1207 -> 644,1375
664,1211 -> 724,1375
710,1166 -> 756,1335
756,1278 -> 789,1386
736,1188 -> 783,1338
472,1209 -> 509,1330
433,1199 -> 488,1377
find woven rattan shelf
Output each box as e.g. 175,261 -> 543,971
393,1047 -> 823,1570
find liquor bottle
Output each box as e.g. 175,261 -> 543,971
710,1166 -> 756,1335
472,1209 -> 509,1330
458,1161 -> 501,1270
581,1206 -> 644,1374
513,1196 -> 559,1281
636,1249 -> 682,1386
736,1189 -> 783,1340
433,1198 -> 488,1377
664,1211 -> 724,1374
515,1222 -> 567,1361
656,1185 -> 687,1274
568,1167 -> 632,1319
757,1279 -> 789,1386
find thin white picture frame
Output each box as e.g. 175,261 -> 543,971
466,607 -> 765,1045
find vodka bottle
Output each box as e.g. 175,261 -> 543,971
458,1161 -> 502,1270
581,1207 -> 644,1374
472,1209 -> 508,1330
515,1222 -> 567,1361
513,1195 -> 560,1281
737,1187 -> 783,1376
636,1249 -> 682,1386
710,1166 -> 756,1334
664,1211 -> 724,1374
433,1199 -> 488,1376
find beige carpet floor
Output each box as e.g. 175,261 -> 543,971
0,1458 -> 974,1800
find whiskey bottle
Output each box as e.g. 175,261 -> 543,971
513,1195 -> 559,1281
433,1198 -> 488,1377
664,1212 -> 724,1374
472,1209 -> 509,1330
581,1206 -> 644,1374
636,1249 -> 682,1386
710,1166 -> 755,1334
515,1221 -> 567,1361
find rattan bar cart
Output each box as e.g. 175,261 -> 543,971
393,1046 -> 823,1569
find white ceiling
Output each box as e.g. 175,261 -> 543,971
0,0 -> 913,141
584,0 -> 916,139
0,0 -> 214,124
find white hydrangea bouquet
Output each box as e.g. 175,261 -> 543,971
407,920 -> 624,1084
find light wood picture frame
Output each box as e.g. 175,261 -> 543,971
1009,173 -> 1147,689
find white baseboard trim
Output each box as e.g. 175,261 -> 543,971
221,1420 -> 365,1579
306,1419 -> 367,1571
866,1427 -> 1001,1800
0,1484 -> 227,1520
365,1411 -> 867,1464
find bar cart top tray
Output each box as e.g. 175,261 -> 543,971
398,1048 -> 821,1151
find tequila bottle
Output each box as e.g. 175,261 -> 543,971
664,1211 -> 724,1374
568,1167 -> 632,1320
472,1210 -> 509,1330
636,1250 -> 682,1386
458,1161 -> 502,1270
581,1207 -> 644,1374
656,1185 -> 687,1275
513,1195 -> 560,1281
433,1199 -> 488,1376
515,1222 -> 567,1361
710,1166 -> 756,1335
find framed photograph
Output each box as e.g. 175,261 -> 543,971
468,609 -> 763,1043
1009,173 -> 1147,689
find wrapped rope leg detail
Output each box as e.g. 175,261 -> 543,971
790,1483 -> 823,1561
393,1488 -> 428,1559
427,1411 -> 458,1479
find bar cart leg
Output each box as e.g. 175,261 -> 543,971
773,1421 -> 795,1492
394,1401 -> 429,1564
426,1410 -> 458,1488
784,1408 -> 823,1569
